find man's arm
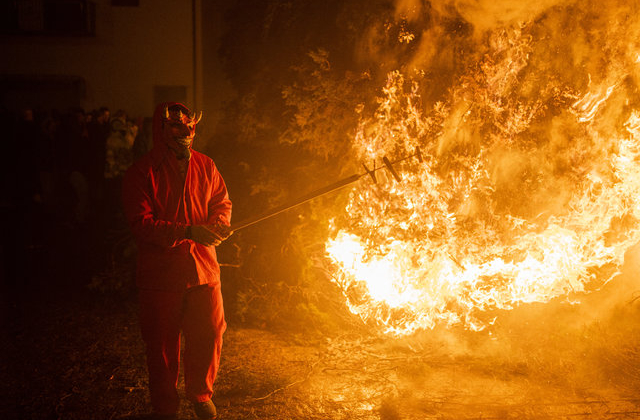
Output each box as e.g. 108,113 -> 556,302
206,163 -> 233,243
122,164 -> 188,248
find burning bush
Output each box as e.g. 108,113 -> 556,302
212,0 -> 640,336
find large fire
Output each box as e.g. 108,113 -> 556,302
325,4 -> 640,334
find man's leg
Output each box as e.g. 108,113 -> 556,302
138,289 -> 184,415
182,284 -> 226,404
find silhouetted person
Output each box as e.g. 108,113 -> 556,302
87,106 -> 110,204
86,107 -> 111,271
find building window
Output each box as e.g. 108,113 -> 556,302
1,0 -> 96,37
111,0 -> 139,6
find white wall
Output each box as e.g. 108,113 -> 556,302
1,0 -> 196,118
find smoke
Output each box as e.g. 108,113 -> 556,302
390,0 -> 640,93
396,0 -> 569,24
434,0 -> 570,33
405,0 -> 640,221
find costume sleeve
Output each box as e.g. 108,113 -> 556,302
122,164 -> 188,248
207,163 -> 232,226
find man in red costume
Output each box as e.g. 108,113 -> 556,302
122,102 -> 232,419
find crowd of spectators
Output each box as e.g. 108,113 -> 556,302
0,105 -> 153,289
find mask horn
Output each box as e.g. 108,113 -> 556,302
195,111 -> 202,124
164,106 -> 169,119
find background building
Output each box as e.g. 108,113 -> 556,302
1,0 -> 232,135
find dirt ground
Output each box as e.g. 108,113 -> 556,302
3,270 -> 640,420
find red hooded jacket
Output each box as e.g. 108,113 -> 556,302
122,102 -> 232,291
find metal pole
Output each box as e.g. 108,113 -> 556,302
231,174 -> 362,231
230,149 -> 423,232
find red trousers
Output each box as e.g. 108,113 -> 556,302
138,284 -> 226,415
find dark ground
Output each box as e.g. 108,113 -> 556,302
4,283 -> 640,420
4,223 -> 640,419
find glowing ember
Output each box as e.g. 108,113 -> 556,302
325,16 -> 640,334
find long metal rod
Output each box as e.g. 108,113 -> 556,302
231,174 -> 362,231
230,149 -> 422,232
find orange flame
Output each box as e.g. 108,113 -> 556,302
326,23 -> 640,334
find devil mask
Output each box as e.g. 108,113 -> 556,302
161,104 -> 202,160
